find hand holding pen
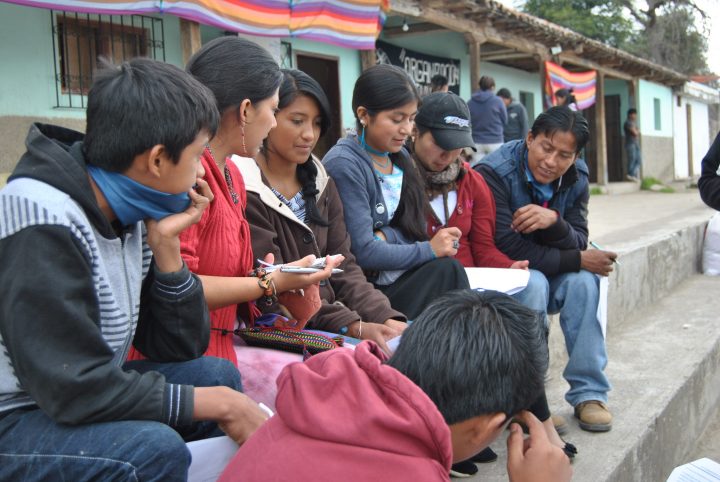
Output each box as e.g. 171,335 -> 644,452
581,241 -> 619,276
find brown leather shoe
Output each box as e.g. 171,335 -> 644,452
574,400 -> 612,432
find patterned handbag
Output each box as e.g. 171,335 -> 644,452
235,313 -> 344,360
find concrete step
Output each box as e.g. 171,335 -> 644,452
466,274 -> 720,481
590,181 -> 641,195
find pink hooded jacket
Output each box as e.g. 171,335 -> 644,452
219,341 -> 453,481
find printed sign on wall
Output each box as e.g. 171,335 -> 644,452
376,40 -> 461,96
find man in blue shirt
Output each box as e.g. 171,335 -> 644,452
477,107 -> 618,433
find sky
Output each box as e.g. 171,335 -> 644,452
497,0 -> 719,75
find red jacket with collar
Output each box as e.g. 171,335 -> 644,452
219,341 -> 453,482
426,164 -> 516,268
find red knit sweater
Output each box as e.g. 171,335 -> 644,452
426,164 -> 515,268
128,150 -> 255,364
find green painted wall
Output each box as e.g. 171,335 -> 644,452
285,38 -> 361,129
638,79 -> 674,137
0,3 -> 184,119
477,62 -> 543,123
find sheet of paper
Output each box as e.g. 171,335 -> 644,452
387,335 -> 402,353
464,268 -> 530,295
667,458 -> 720,482
187,436 -> 239,482
597,275 -> 609,339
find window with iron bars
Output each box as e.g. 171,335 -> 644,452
51,10 -> 165,109
280,41 -> 293,69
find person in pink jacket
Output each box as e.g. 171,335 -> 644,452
219,290 -> 572,482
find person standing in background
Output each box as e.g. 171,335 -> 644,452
467,75 -> 507,166
624,108 -> 642,182
497,88 -> 529,142
430,74 -> 449,93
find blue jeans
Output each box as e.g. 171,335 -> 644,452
548,270 -> 611,406
0,356 -> 241,482
511,269 -> 550,319
626,142 -> 641,178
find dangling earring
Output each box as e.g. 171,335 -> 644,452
241,122 -> 248,157
359,123 -> 367,146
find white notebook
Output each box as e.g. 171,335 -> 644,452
187,436 -> 239,482
464,267 -> 530,295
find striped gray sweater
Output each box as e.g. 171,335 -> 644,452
0,124 -> 209,426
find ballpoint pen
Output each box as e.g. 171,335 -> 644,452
589,241 -> 620,266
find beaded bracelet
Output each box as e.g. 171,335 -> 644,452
251,267 -> 277,307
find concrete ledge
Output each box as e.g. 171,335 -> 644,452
546,218 -> 708,365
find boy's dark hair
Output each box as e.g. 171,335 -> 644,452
531,106 -> 590,154
387,290 -> 547,425
351,64 -> 428,242
83,58 -> 219,172
496,88 -> 512,100
430,74 -> 448,91
479,75 -> 495,91
186,36 -> 283,115
627,108 -> 637,116
275,69 -> 332,227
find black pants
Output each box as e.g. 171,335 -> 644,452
377,257 -> 469,320
378,257 -> 552,423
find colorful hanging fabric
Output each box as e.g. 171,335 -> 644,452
6,0 -> 385,49
544,60 -> 597,111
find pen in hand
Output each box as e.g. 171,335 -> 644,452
589,241 -> 621,266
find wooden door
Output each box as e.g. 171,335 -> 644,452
296,54 -> 341,158
605,95 -> 623,182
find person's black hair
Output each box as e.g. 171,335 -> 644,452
275,69 -> 332,227
387,290 -> 547,425
351,64 -> 420,128
352,64 -> 427,241
83,58 -> 219,172
531,106 -> 590,154
430,74 -> 448,91
186,36 -> 282,117
496,88 -> 512,100
627,108 -> 637,116
479,75 -> 495,91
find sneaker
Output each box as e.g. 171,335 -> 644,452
449,460 -> 479,478
626,174 -> 639,182
552,414 -> 569,436
470,447 -> 497,463
574,400 -> 612,432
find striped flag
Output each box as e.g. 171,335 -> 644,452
545,61 -> 597,111
5,0 -> 386,50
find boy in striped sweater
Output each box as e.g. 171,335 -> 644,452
0,58 -> 268,481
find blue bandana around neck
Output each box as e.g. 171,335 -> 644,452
87,165 -> 191,226
524,152 -> 555,206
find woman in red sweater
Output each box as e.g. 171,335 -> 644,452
129,37 -> 341,365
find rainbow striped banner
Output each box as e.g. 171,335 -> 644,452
4,0 -> 386,49
545,61 -> 597,111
